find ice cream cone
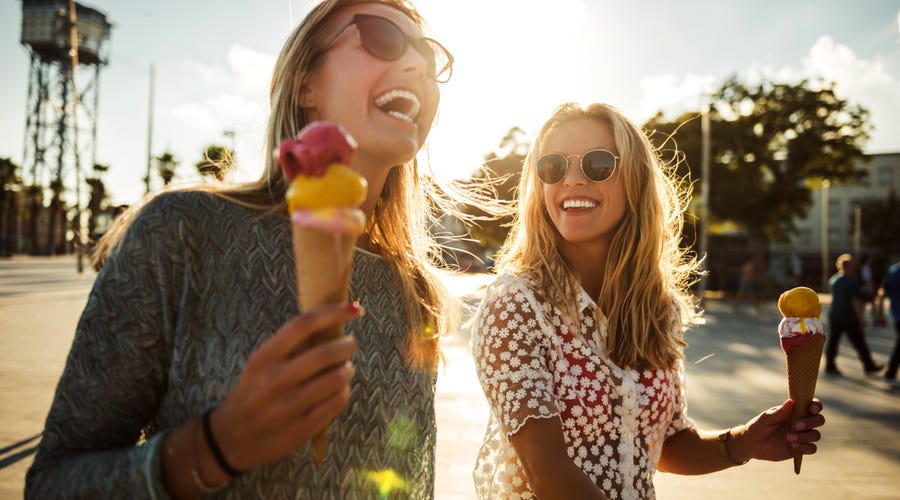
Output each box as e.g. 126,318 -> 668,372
292,224 -> 358,465
785,333 -> 825,474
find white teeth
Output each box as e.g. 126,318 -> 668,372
387,110 -> 414,124
374,89 -> 420,122
563,199 -> 597,210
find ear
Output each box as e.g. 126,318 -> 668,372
298,76 -> 318,108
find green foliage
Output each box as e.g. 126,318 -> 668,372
195,144 -> 234,181
461,127 -> 528,251
645,76 -> 871,244
155,151 -> 179,185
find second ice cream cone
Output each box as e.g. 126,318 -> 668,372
292,224 -> 357,465
785,333 -> 825,474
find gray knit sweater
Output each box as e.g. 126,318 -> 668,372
25,191 -> 437,499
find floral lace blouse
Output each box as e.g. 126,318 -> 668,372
472,272 -> 694,500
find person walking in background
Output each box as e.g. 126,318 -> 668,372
471,103 -> 824,499
733,255 -> 760,313
859,254 -> 877,325
879,258 -> 900,388
26,1 -> 460,497
825,253 -> 883,377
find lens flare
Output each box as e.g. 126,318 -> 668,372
365,469 -> 407,498
386,413 -> 417,450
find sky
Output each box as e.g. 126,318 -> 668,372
1,0 -> 899,206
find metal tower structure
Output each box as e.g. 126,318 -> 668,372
20,0 -> 111,255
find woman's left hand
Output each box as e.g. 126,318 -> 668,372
733,399 -> 825,462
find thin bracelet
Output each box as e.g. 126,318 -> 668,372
202,408 -> 245,477
716,428 -> 749,466
192,419 -> 228,493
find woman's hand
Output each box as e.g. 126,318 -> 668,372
212,302 -> 361,471
732,399 -> 825,462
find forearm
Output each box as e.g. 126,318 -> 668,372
658,426 -> 749,475
521,451 -> 608,500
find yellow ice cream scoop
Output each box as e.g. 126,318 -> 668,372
778,286 -> 822,318
286,163 -> 368,212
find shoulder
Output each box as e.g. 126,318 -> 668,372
134,190 -> 271,238
483,270 -> 543,304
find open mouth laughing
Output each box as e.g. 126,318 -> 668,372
374,89 -> 420,124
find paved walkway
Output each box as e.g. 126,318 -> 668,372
1,256 -> 898,499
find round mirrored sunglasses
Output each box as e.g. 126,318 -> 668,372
536,149 -> 619,184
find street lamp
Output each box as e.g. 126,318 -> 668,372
821,179 -> 830,291
698,101 -> 711,301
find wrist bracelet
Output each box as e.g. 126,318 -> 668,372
202,408 -> 245,477
716,428 -> 749,467
191,467 -> 227,494
192,419 -> 228,493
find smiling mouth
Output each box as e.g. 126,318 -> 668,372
562,199 -> 597,211
374,89 -> 421,124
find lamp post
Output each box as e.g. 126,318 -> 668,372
145,64 -> 155,194
698,102 -> 711,301
821,179 -> 831,291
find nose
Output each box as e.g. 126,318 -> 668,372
561,155 -> 588,186
397,41 -> 430,80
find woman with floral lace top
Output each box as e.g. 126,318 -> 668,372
472,103 -> 825,499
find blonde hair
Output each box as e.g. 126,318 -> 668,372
495,103 -> 701,370
92,0 -> 453,371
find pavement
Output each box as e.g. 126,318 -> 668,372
1,256 -> 899,499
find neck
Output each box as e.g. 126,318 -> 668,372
352,152 -> 396,251
562,240 -> 609,299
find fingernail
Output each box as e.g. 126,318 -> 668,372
794,421 -> 807,431
786,432 -> 798,442
346,300 -> 365,317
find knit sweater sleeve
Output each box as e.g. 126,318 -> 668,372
25,193 -> 187,500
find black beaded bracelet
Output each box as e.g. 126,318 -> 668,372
202,408 -> 244,478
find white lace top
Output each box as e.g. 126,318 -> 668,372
472,272 -> 694,500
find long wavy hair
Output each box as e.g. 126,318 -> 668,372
92,0 -> 454,371
495,103 -> 701,370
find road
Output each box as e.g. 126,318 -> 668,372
1,256 -> 898,499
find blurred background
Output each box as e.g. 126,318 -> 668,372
1,0 -> 899,297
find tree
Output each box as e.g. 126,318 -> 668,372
1,157 -> 23,256
156,151 -> 179,186
645,76 -> 871,290
85,163 -> 109,240
195,144 -> 234,182
460,126 -> 529,252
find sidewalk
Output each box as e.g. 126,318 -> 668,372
2,257 -> 899,499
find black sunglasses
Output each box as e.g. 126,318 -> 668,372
536,149 -> 619,184
321,13 -> 454,83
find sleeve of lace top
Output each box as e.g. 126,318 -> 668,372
665,358 -> 695,438
472,274 -> 560,436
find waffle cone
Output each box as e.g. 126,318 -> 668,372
785,333 -> 825,474
292,224 -> 358,466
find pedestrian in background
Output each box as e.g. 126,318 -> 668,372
824,253 -> 883,376
879,258 -> 900,388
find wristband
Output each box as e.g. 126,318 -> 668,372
192,419 -> 228,493
202,408 -> 245,477
716,428 -> 749,466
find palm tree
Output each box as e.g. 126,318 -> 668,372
46,178 -> 65,255
195,144 -> 234,182
25,184 -> 43,255
0,157 -> 23,256
156,151 -> 179,186
85,163 -> 109,240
